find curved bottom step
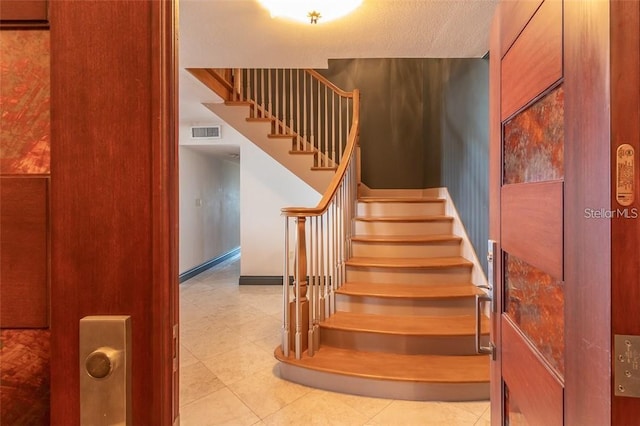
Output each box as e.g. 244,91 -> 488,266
274,346 -> 489,402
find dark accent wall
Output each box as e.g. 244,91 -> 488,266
319,58 -> 489,273
439,59 -> 489,276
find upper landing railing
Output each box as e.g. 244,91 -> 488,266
188,68 -> 357,170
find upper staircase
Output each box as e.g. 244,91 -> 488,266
276,189 -> 490,401
187,68 -> 355,193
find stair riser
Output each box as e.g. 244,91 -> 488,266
346,267 -> 472,284
357,202 -> 445,217
278,363 -> 489,401
335,294 -> 477,316
354,220 -> 452,236
320,328 -> 488,356
351,241 -> 461,258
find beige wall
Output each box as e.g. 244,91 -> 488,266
179,146 -> 240,273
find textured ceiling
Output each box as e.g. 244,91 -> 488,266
180,0 -> 498,69
179,0 -> 498,155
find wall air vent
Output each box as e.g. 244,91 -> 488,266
191,125 -> 221,139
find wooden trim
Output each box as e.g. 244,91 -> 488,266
502,316 -> 563,426
501,0 -> 563,121
0,0 -> 48,27
488,6 -> 503,424
499,0 -> 543,58
178,248 -> 240,283
154,2 -> 179,421
501,181 -> 564,280
0,176 -> 49,328
611,0 -> 640,423
186,68 -> 233,101
281,89 -> 360,217
239,275 -> 285,286
563,0 -> 612,423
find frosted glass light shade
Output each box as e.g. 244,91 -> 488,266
258,0 -> 363,24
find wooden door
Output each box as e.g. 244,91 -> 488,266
491,0 -> 640,424
48,1 -> 178,425
489,1 -> 565,424
1,1 -> 178,424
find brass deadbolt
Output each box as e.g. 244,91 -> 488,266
85,348 -> 118,379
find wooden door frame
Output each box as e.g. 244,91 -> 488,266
49,1 -> 178,424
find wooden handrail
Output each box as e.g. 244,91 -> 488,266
281,89 -> 360,217
305,69 -> 354,98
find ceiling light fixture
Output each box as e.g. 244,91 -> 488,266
258,0 -> 363,24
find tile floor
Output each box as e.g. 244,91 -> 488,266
179,255 -> 491,425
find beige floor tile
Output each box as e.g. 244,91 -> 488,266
179,302 -> 210,324
252,331 -> 282,355
475,416 -> 491,426
180,361 -> 226,407
201,342 -> 279,385
235,314 -> 282,342
180,345 -> 199,368
180,388 -> 260,426
316,389 -> 393,419
181,325 -> 251,361
475,407 -> 491,425
449,400 -> 491,417
262,389 -> 370,426
369,400 -> 480,426
228,369 -> 313,419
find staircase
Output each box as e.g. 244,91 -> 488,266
187,68 -> 354,193
275,189 -> 490,401
186,67 -> 489,401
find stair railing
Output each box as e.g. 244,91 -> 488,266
281,89 -> 360,360
231,68 -> 354,169
186,67 -> 360,359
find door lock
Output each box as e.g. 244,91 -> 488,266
80,316 -> 131,425
85,347 -> 120,379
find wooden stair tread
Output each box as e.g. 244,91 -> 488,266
337,282 -> 484,299
224,100 -> 252,106
268,134 -> 297,139
321,311 -> 489,336
288,150 -> 315,155
346,256 -> 473,269
355,215 -> 453,222
275,346 -> 489,383
311,166 -> 338,171
351,234 -> 462,243
359,197 -> 445,203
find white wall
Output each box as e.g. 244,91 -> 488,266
179,122 -> 320,277
239,138 -> 320,276
179,146 -> 240,273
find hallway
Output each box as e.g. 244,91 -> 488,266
179,255 -> 491,425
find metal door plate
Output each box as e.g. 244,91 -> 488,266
614,334 -> 640,397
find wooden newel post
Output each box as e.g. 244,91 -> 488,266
290,217 -> 309,358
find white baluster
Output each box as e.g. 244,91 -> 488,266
260,69 -> 265,117
268,69 -> 272,118
319,214 -> 326,321
308,216 -> 314,356
331,92 -> 336,165
275,69 -> 280,132
283,217 -> 290,357
296,70 -> 301,151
